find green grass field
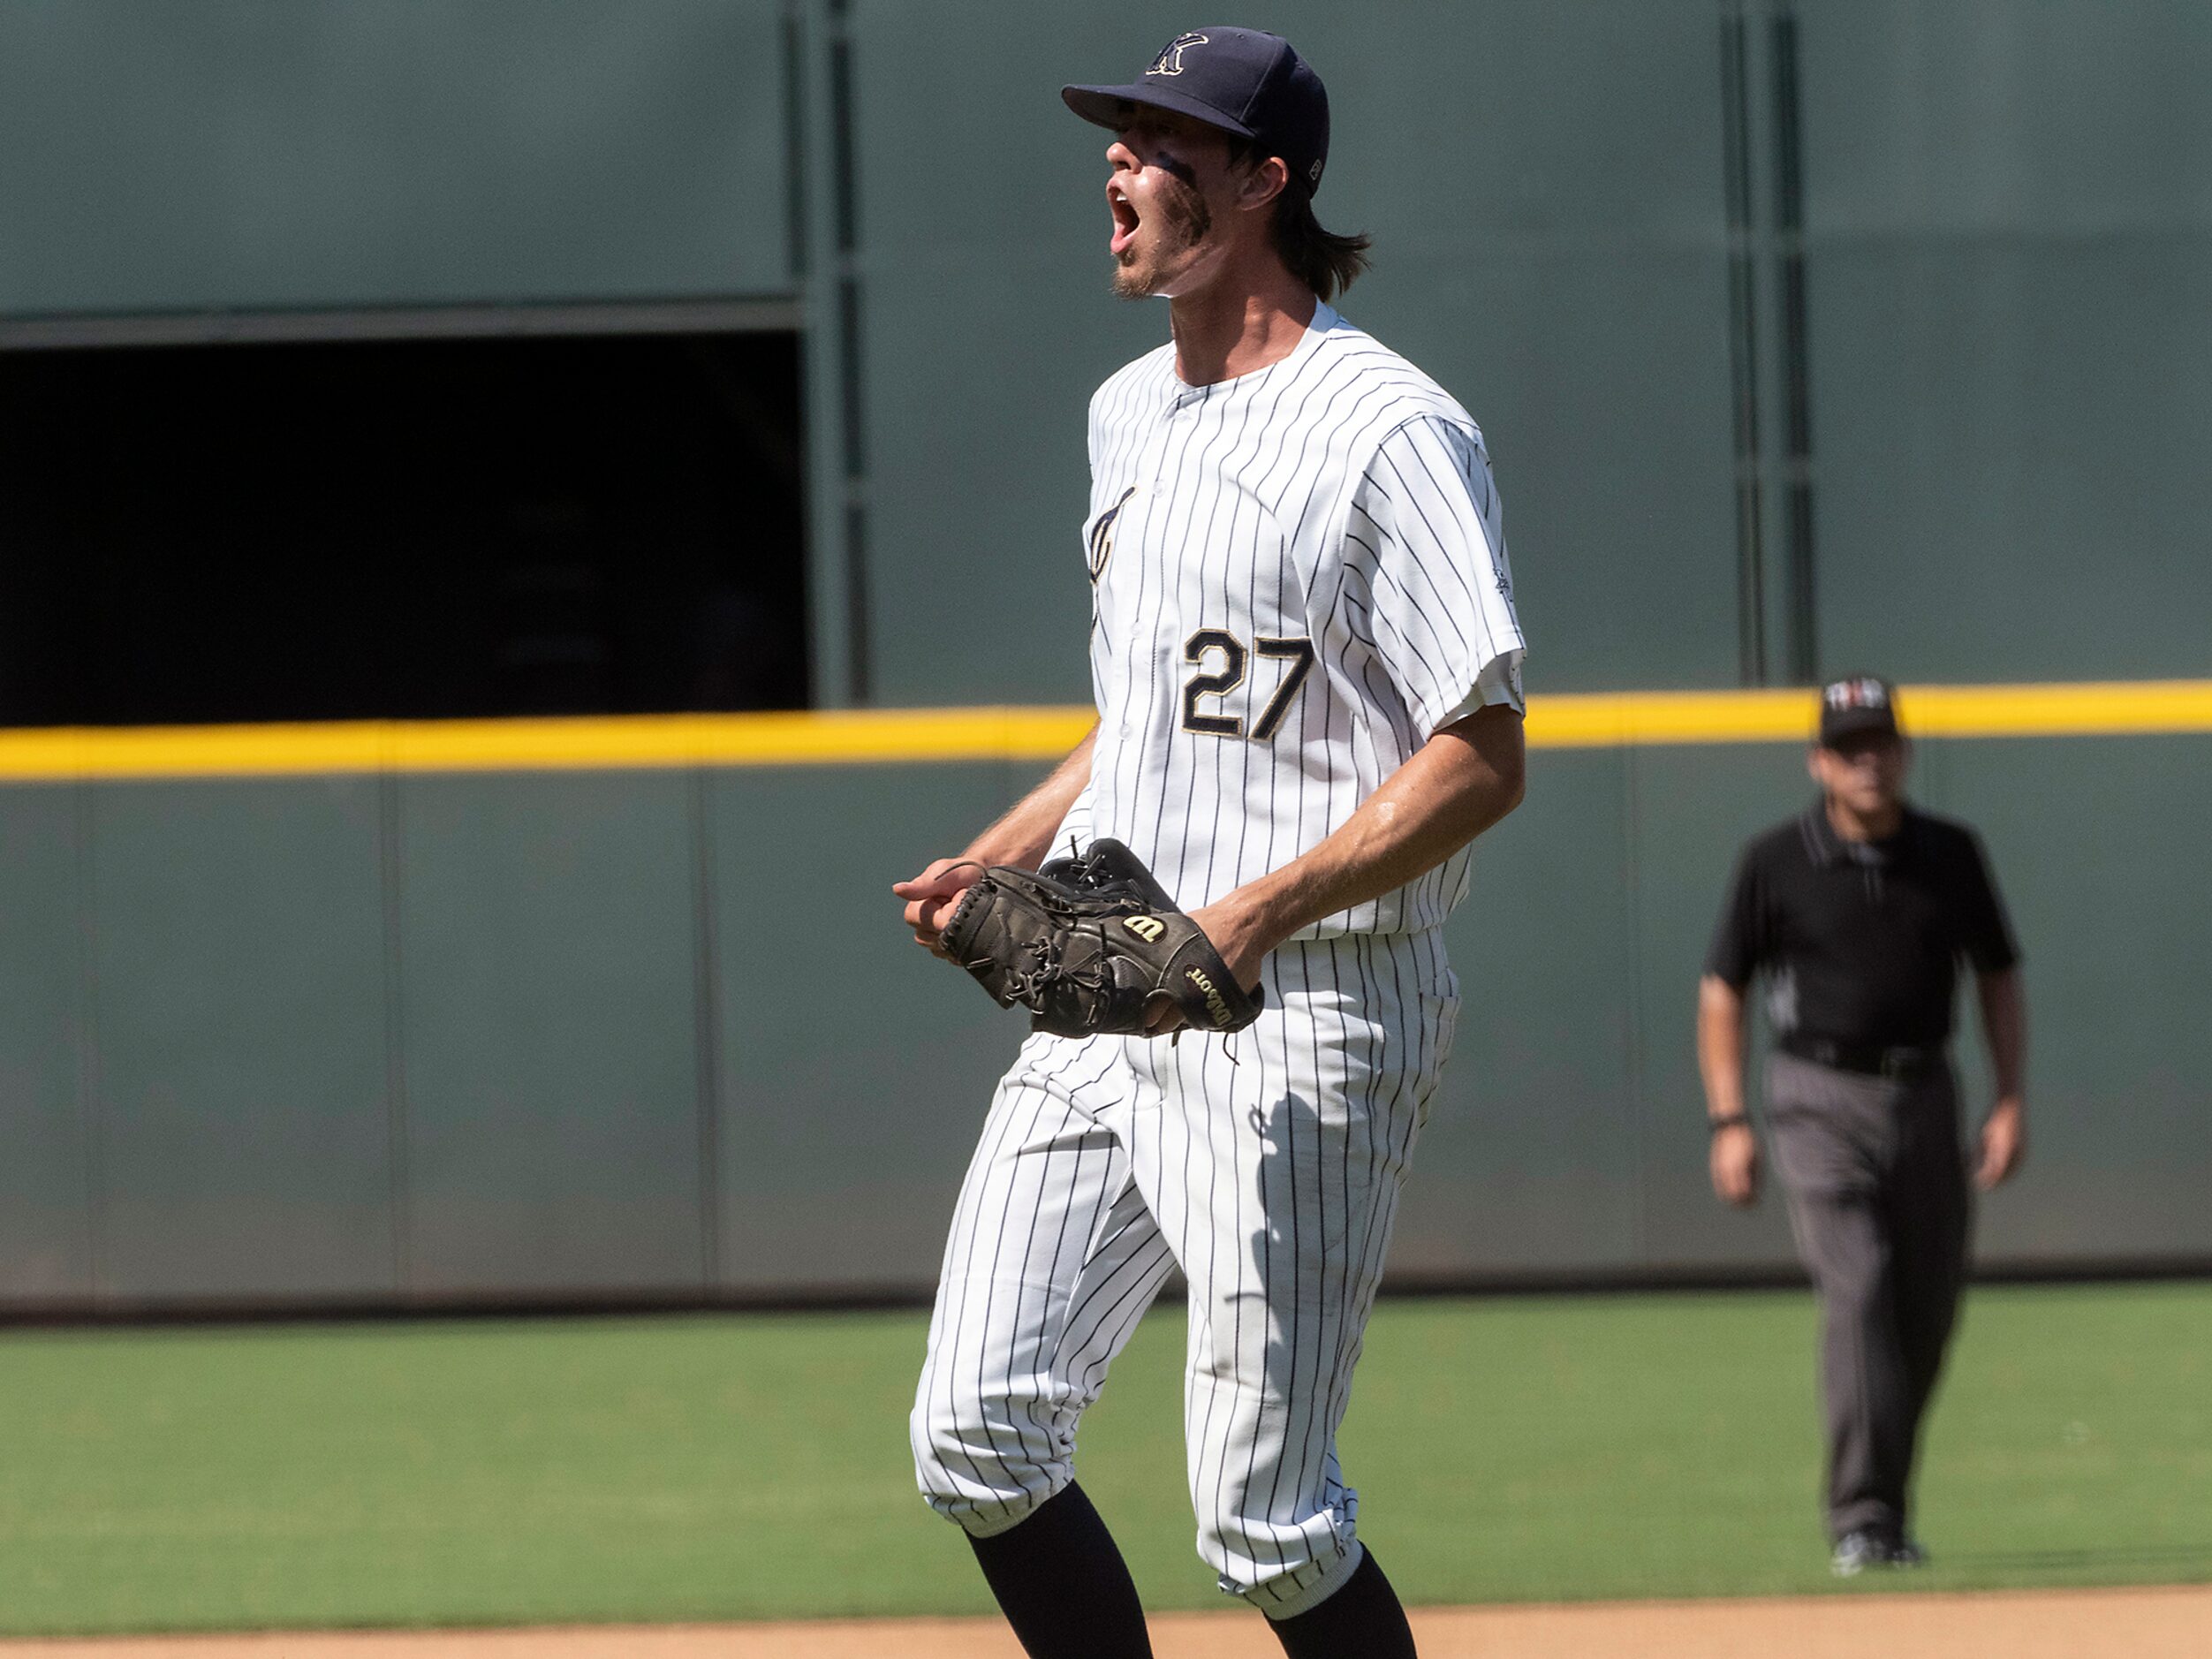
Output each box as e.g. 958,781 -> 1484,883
0,1284 -> 2205,1636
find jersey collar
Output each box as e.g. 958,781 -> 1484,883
1800,799 -> 1919,869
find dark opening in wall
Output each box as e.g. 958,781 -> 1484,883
0,330 -> 807,725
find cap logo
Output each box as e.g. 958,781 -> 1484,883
1146,32 -> 1208,76
1308,159 -> 1323,185
1824,678 -> 1889,711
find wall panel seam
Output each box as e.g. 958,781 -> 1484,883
377,773 -> 413,1293
71,784 -> 109,1303
1621,750 -> 1653,1266
689,769 -> 725,1287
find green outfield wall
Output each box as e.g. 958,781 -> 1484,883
1,721 -> 2206,1310
0,0 -> 792,314
6,4 -> 2206,703
837,0 -> 2212,703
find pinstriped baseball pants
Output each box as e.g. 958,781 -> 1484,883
911,930 -> 1459,1617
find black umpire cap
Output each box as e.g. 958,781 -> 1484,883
1062,27 -> 1332,198
1818,676 -> 1904,746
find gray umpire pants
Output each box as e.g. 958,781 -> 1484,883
1765,1051 -> 1970,1542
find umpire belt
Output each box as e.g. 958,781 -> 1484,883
1779,1034 -> 1948,1079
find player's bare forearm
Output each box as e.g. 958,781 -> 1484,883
1197,703 -> 1525,982
967,723 -> 1099,868
893,723 -> 1097,951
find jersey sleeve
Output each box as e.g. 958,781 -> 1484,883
1342,416 -> 1526,737
1703,844 -> 1769,989
1954,830 -> 2021,973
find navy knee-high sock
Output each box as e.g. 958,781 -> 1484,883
1265,1548 -> 1417,1658
966,1482 -> 1153,1659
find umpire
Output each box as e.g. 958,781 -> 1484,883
1697,676 -> 2026,1575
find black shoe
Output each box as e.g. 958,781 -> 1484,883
1886,1536 -> 1928,1569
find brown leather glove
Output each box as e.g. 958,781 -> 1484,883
937,839 -> 1264,1039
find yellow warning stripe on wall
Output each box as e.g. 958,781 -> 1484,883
0,681 -> 2207,781
0,708 -> 1095,780
1525,680 -> 2212,747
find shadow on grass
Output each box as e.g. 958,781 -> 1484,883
1934,1543 -> 2212,1574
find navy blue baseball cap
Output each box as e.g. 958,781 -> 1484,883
1063,27 -> 1332,197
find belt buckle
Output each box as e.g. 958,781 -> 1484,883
1879,1047 -> 1918,1079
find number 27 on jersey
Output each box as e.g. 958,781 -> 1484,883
1180,629 -> 1315,742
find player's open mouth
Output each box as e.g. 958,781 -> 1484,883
1107,181 -> 1140,256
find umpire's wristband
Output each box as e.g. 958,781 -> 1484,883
1708,1113 -> 1752,1134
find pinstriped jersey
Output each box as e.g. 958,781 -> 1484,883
1064,301 -> 1526,937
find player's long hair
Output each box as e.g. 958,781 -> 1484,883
1231,141 -> 1373,302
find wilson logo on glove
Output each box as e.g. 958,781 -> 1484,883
1183,965 -> 1235,1028
1124,916 -> 1166,943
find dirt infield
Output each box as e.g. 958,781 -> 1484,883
5,1587 -> 2207,1659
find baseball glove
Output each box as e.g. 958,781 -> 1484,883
937,838 -> 1265,1039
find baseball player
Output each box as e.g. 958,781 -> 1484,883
894,28 -> 1527,1657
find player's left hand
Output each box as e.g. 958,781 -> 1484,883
1146,898 -> 1269,1034
1975,1098 -> 2026,1190
894,857 -> 988,957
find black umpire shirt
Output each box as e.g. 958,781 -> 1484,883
1706,804 -> 2019,1050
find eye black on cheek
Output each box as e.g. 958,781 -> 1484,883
1150,151 -> 1198,187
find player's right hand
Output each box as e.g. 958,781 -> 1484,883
893,858 -> 986,956
1709,1123 -> 1759,1208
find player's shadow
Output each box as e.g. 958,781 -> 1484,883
1240,1087 -> 1396,1390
